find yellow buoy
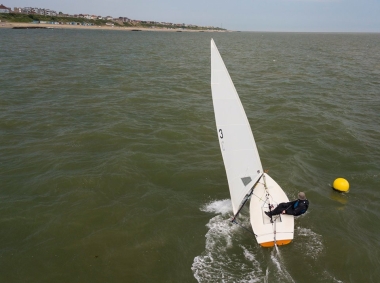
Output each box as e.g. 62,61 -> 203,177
333,178 -> 350,192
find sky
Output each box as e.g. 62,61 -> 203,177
7,0 -> 380,32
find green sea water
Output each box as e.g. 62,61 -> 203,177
1,29 -> 380,283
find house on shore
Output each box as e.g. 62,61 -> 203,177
0,4 -> 11,13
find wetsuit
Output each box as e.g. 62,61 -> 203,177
269,199 -> 309,216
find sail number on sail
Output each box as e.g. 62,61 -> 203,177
218,129 -> 225,151
218,129 -> 223,139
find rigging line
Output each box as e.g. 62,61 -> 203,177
263,174 -> 274,220
232,219 -> 257,237
263,173 -> 277,245
250,181 -> 268,201
262,172 -> 269,191
273,215 -> 277,246
231,173 -> 263,222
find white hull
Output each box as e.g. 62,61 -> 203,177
249,173 -> 294,247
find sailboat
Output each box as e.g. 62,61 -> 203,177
210,39 -> 294,247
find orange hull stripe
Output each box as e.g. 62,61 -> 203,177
260,239 -> 292,248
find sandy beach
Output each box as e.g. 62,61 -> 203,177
0,21 -> 224,32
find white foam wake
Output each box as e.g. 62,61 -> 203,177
200,199 -> 233,215
294,227 -> 324,260
270,248 -> 295,283
192,199 -> 264,283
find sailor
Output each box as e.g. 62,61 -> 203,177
265,192 -> 309,218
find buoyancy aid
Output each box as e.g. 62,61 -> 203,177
293,199 -> 309,216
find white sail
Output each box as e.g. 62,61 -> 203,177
210,39 -> 263,215
210,39 -> 294,247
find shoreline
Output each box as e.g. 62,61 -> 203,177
0,22 -> 228,32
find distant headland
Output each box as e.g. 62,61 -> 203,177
0,4 -> 227,32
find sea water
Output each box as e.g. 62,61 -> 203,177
1,29 -> 380,282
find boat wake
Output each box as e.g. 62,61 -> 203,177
192,199 -> 264,282
270,246 -> 295,283
293,227 -> 324,260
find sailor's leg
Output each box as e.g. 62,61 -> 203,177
269,203 -> 288,215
